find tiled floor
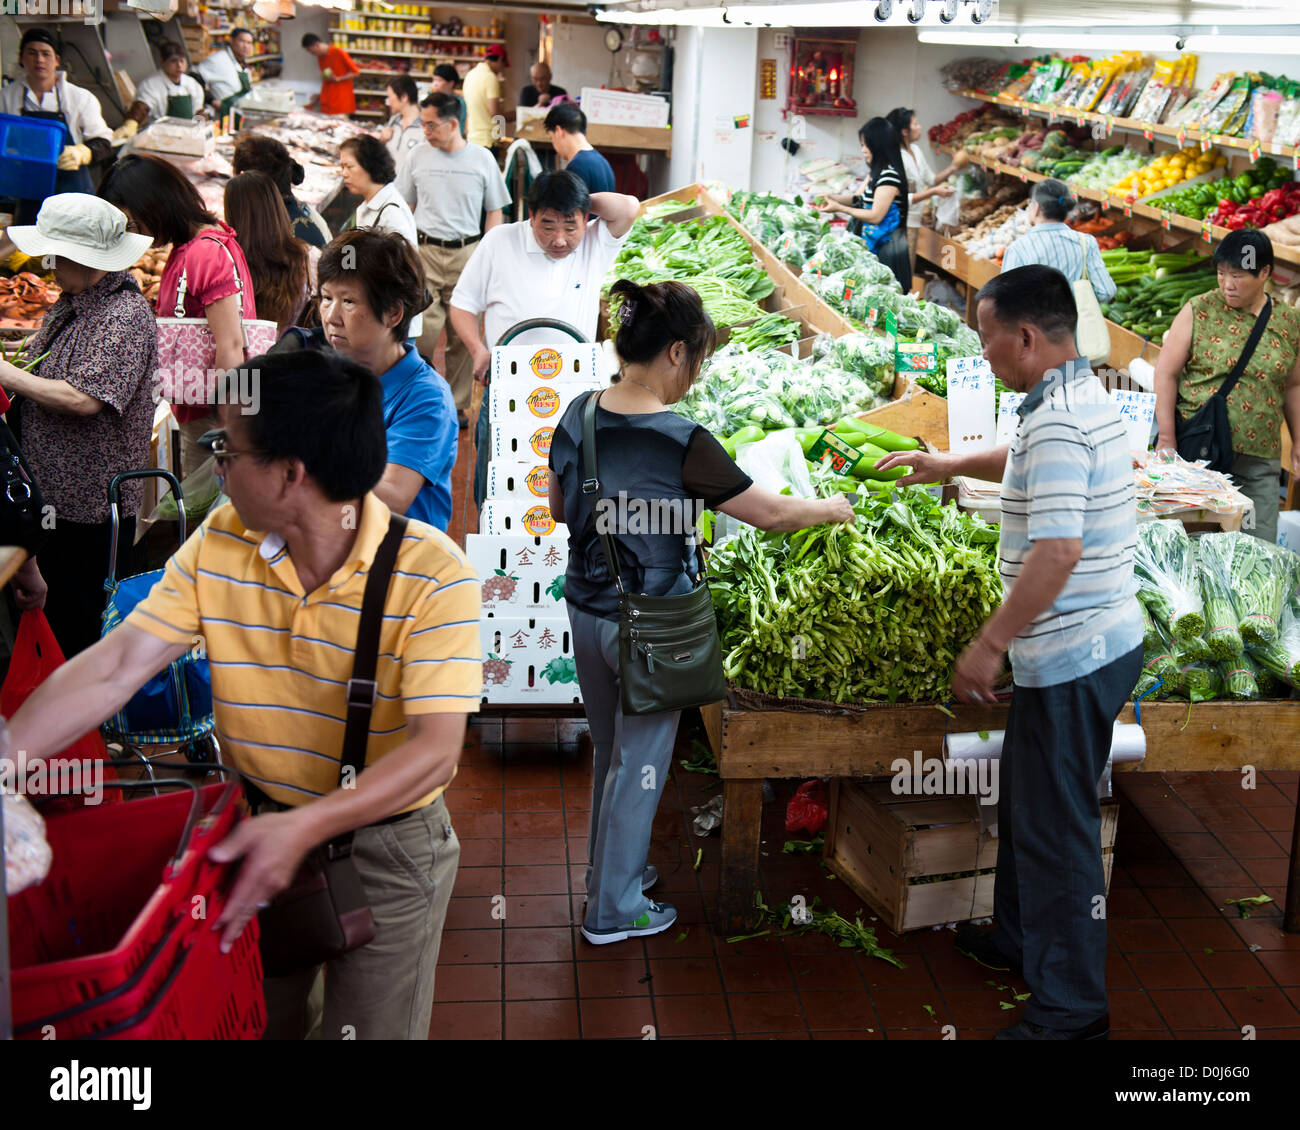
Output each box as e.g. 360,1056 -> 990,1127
432,716 -> 1300,1040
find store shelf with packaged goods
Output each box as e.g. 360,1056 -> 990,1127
959,89 -> 1300,163
349,49 -> 493,63
331,29 -> 506,44
357,67 -> 432,79
335,11 -> 431,22
935,142 -> 1300,271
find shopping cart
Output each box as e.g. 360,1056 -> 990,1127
99,469 -> 216,772
8,767 -> 265,1040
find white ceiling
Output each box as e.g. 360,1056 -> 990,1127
596,0 -> 1300,27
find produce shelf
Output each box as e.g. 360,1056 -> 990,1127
357,67 -> 432,78
959,89 -> 1300,163
937,141 -> 1300,272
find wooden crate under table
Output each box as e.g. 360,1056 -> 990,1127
824,779 -> 1117,934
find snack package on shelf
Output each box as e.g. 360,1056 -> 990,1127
1131,57 -> 1179,123
1248,87 -> 1284,142
1162,55 -> 1199,122
938,57 -> 1006,94
1169,71 -> 1237,129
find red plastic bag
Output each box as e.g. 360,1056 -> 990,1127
784,779 -> 828,836
2,610 -> 118,807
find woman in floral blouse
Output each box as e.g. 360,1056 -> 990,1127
1155,230 -> 1300,543
1,194 -> 157,656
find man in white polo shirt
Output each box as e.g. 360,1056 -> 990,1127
449,170 -> 639,508
396,91 -> 511,428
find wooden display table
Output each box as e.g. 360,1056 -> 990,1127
508,118 -> 672,155
700,697 -> 1300,934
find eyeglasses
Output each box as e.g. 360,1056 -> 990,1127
198,429 -> 259,469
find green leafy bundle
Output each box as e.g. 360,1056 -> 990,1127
1132,521 -> 1205,641
1194,534 -> 1247,659
1222,533 -> 1296,647
707,486 -> 1002,703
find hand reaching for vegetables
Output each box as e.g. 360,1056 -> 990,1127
874,448 -> 952,486
933,184 -> 956,198
822,495 -> 855,525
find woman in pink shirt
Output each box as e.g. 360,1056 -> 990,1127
99,153 -> 258,476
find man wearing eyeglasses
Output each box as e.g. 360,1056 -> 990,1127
395,90 -> 511,430
7,352 -> 482,1040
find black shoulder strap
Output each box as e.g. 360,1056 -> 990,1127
580,389 -> 625,595
1218,297 -> 1272,402
333,513 -> 408,841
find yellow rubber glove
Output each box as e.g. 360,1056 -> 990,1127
322,67 -> 336,81
56,143 -> 93,171
111,119 -> 139,143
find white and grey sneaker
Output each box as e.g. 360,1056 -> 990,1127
581,901 -> 678,945
641,865 -> 659,892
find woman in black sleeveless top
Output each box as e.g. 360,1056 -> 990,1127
549,279 -> 854,946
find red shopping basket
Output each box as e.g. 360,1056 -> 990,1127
8,775 -> 265,1039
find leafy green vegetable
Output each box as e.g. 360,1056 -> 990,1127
1195,535 -> 1247,659
708,485 -> 1002,703
1133,521 -> 1205,641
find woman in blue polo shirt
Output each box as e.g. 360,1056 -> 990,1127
283,229 -> 456,531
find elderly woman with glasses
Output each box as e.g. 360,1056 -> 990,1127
0,194 -> 157,657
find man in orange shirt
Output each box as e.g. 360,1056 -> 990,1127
302,33 -> 360,116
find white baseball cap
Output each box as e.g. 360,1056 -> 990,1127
7,193 -> 153,272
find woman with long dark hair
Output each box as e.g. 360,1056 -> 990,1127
223,171 -> 313,335
231,133 -> 332,247
99,152 -> 258,476
886,107 -> 968,272
547,279 -> 854,946
814,116 -> 912,291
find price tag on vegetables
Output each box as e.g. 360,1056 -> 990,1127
1162,211 -> 1172,231
896,341 -> 938,373
1249,140 -> 1261,164
1142,128 -> 1155,142
1177,127 -> 1187,147
1201,219 -> 1213,243
996,391 -> 1028,445
884,309 -> 898,345
1110,388 -> 1157,452
1201,135 -> 1214,153
807,429 -> 864,475
946,357 -> 997,454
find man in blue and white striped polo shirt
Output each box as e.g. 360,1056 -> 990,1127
879,265 -> 1142,1041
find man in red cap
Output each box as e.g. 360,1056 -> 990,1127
463,44 -> 508,150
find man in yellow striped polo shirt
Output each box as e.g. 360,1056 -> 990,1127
8,350 -> 481,1040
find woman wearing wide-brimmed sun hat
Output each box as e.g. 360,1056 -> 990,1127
0,194 -> 157,658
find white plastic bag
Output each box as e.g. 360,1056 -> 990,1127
713,431 -> 814,544
4,790 -> 52,895
935,186 -> 962,229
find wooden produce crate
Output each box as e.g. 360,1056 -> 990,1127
824,779 -> 1117,933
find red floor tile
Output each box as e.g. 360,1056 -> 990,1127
719,954 -> 796,994
1255,949 -> 1300,987
434,963 -> 501,1003
647,957 -> 723,996
504,962 -> 577,1001
577,959 -> 650,998
579,996 -> 656,1039
1146,988 -> 1235,1030
458,838 -> 503,867
652,994 -> 732,1037
1191,805 -> 1267,833
941,989 -> 1023,1029
1216,986 -> 1300,1028
1107,990 -> 1167,1030
1125,952 -> 1208,990
504,999 -> 580,1039
1161,832 -> 1230,860
504,787 -> 564,812
454,812 -> 504,838
430,1001 -> 501,1040
737,1030 -> 813,1040
503,865 -> 570,895
446,790 -> 502,814
810,1028 -> 884,1039
1192,949 -> 1274,988
1140,885 -> 1221,919
505,926 -> 574,964
789,954 -> 864,992
444,897 -> 503,932
453,867 -> 502,897
1165,916 -> 1244,952
440,929 -> 504,966
644,923 -> 715,960
868,989 -> 951,1030
1212,830 -> 1286,859
800,990 -> 879,1031
1182,857 -> 1253,888
1230,917 -> 1300,951
1243,859 -> 1292,887
1109,918 -> 1180,952
504,837 -> 568,866
727,991 -> 806,1034
501,894 -> 573,928
504,811 -> 567,837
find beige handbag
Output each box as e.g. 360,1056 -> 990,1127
1073,232 -> 1112,367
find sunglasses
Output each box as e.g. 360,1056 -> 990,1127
198,429 -> 259,469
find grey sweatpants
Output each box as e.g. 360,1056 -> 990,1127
1232,451 -> 1280,545
568,604 -> 681,930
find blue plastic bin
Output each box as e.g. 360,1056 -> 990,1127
0,113 -> 65,201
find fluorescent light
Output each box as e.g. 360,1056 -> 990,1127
596,1 -> 1000,29
1182,35 -> 1300,56
918,30 -> 1019,47
1018,33 -> 1179,52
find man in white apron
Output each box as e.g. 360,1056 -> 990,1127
0,28 -> 113,224
197,29 -> 254,120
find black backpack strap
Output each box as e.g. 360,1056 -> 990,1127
330,512 -> 408,854
1217,297 -> 1273,402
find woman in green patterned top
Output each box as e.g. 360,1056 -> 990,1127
1154,230 -> 1300,543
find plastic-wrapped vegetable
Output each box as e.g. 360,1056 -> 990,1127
812,332 -> 897,400
801,267 -> 899,321
1176,661 -> 1222,703
1138,593 -> 1160,651
771,227 -> 821,270
1195,534 -> 1246,659
1218,532 -> 1296,647
1132,521 -> 1206,641
1172,634 -> 1213,665
1248,598 -> 1300,687
805,230 -> 885,276
1219,655 -> 1261,700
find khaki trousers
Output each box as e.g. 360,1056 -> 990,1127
416,242 -> 476,413
178,414 -> 217,479
259,794 -> 460,1040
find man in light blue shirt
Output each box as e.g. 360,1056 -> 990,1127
1002,179 -> 1117,306
879,264 -> 1142,1043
